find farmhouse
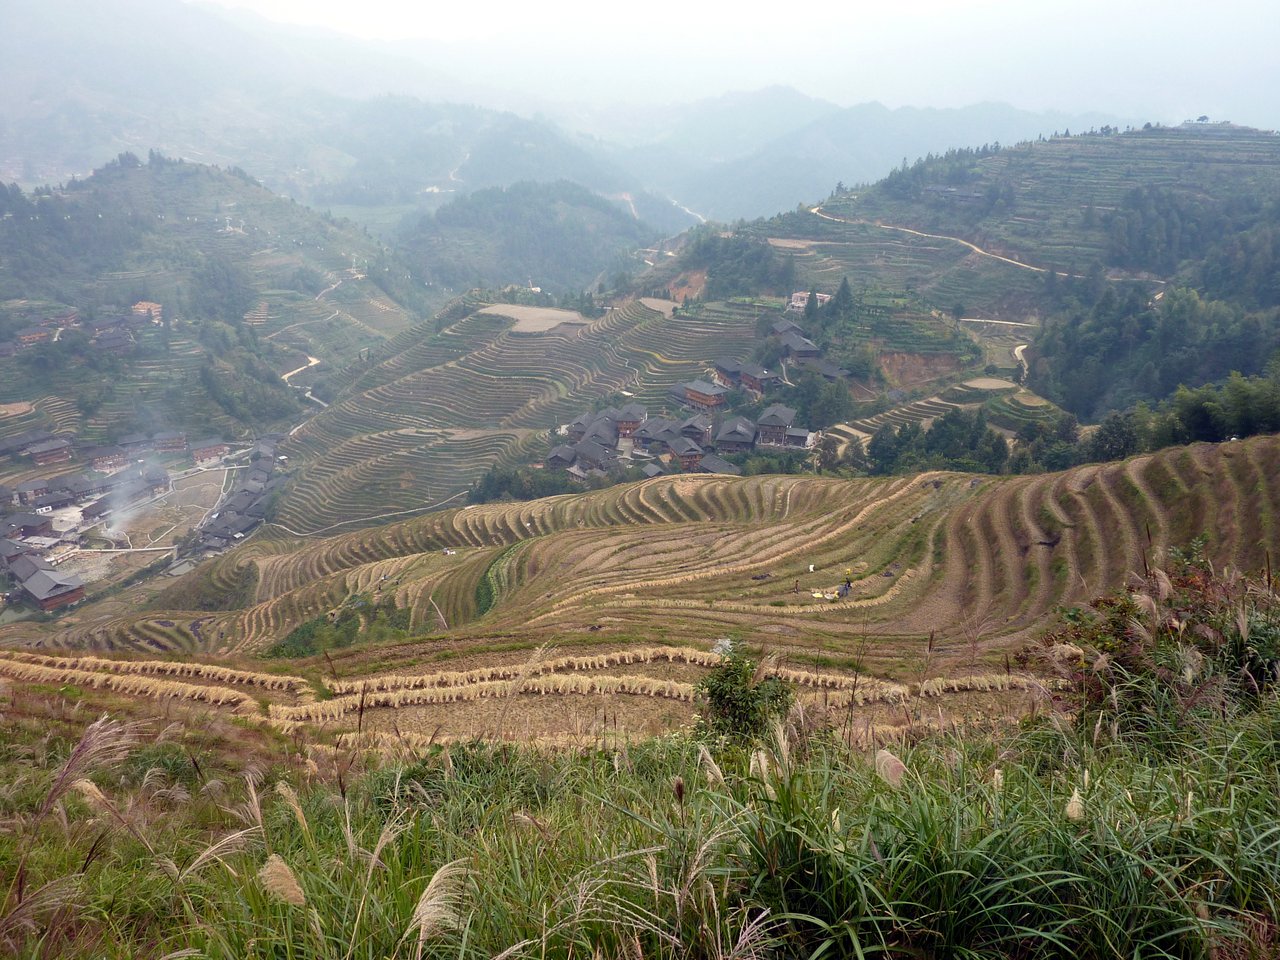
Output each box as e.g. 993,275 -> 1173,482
798,357 -> 850,381
678,414 -> 713,445
7,554 -> 54,583
0,538 -> 34,569
771,318 -> 805,336
738,362 -> 780,394
715,417 -> 757,454
712,358 -> 743,386
191,438 -> 230,464
669,437 -> 704,471
152,431 -> 188,453
695,454 -> 742,476
779,332 -> 820,360
26,438 -> 73,466
682,380 -> 729,411
16,479 -> 49,505
572,440 -> 614,469
2,514 -> 54,539
86,446 -> 127,472
22,569 -> 86,611
94,331 -> 136,355
81,498 -> 114,522
757,404 -> 798,446
118,433 -> 151,455
547,445 -> 578,470
132,301 -> 164,322
33,492 -> 75,513
615,403 -> 647,438
632,418 -> 679,452
785,291 -> 831,314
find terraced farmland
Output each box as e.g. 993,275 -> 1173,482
757,218 -> 1046,319
274,298 -> 758,533
822,126 -> 1280,277
8,436 -> 1277,713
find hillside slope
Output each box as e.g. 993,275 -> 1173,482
0,154 -> 424,446
7,436 -> 1275,695
398,181 -> 659,293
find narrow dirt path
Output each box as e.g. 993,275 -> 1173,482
810,205 -> 1074,276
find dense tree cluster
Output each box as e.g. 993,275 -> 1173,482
1030,284 -> 1279,421
680,228 -> 796,299
400,180 -> 655,294
866,408 -> 1009,475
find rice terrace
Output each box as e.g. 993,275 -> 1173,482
3,433 -> 1276,743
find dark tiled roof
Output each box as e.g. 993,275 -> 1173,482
685,379 -> 728,396
26,438 -> 71,456
758,404 -> 798,427
696,454 -> 741,476
9,555 -> 54,581
22,569 -> 84,601
716,417 -> 756,444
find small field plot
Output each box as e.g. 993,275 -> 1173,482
478,305 -> 588,333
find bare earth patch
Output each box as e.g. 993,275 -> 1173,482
0,402 -> 34,417
639,297 -> 678,318
963,377 -> 1019,390
478,305 -> 587,333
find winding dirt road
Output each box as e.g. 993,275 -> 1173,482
809,205 -> 1079,277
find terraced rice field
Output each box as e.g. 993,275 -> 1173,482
832,377 -> 1019,444
8,436 -> 1277,701
758,218 -> 1046,318
824,127 -> 1280,277
274,298 -> 758,533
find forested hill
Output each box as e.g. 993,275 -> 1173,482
398,180 -> 660,293
804,125 -> 1280,421
0,153 -> 426,441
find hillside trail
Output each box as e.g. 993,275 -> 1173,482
809,205 -> 1167,288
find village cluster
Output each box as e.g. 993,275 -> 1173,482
0,300 -> 166,358
0,428 -> 286,613
545,302 -> 851,481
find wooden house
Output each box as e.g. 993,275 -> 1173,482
757,404 -> 798,446
191,438 -> 230,464
26,438 -> 72,466
683,380 -> 729,411
714,417 -> 757,454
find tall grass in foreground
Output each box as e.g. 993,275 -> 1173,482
4,553 -> 1280,959
4,707 -> 1280,959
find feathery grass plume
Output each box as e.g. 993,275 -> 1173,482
0,876 -> 81,953
402,859 -> 470,960
178,826 -> 261,883
1065,787 -> 1084,821
697,743 -> 725,788
874,749 -> 907,788
35,716 -> 144,823
275,782 -> 311,842
258,854 -> 305,906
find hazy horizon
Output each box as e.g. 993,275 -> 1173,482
196,0 -> 1280,128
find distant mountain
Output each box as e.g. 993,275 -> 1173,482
640,101 -> 1131,221
399,181 -> 659,293
0,0 -> 696,235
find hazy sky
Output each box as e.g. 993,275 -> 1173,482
200,0 -> 1280,126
